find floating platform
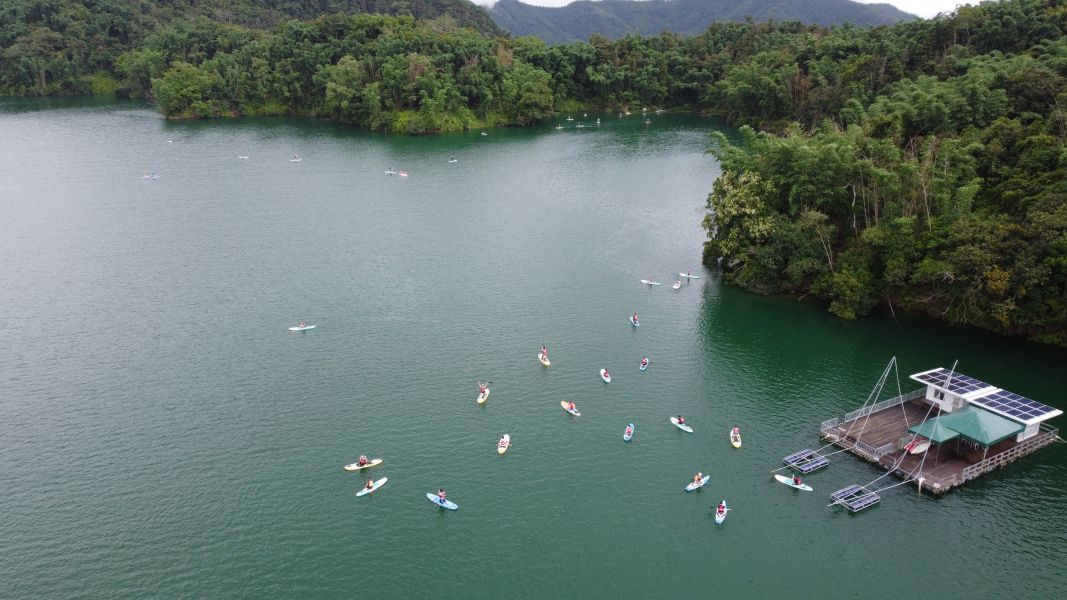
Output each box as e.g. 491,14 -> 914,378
830,484 -> 881,512
783,449 -> 830,474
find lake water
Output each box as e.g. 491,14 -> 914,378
2,99 -> 1065,598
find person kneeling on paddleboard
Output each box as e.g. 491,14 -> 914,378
366,479 -> 375,490
641,357 -> 648,366
717,502 -> 726,514
793,475 -> 803,486
358,455 -> 368,466
694,472 -> 703,484
677,415 -> 686,425
437,489 -> 447,502
569,402 -> 577,411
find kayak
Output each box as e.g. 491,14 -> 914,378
497,434 -> 510,455
623,423 -> 634,442
561,400 -> 581,416
538,352 -> 551,367
343,458 -> 383,472
714,500 -> 729,524
630,316 -> 640,327
730,431 -> 742,449
288,324 -> 316,332
477,387 -> 490,404
356,477 -> 388,497
639,360 -> 648,371
672,281 -> 682,290
685,475 -> 710,492
773,474 -> 813,492
639,279 -> 662,286
670,417 -> 693,433
426,492 -> 459,510
679,273 -> 701,279
600,369 -> 611,383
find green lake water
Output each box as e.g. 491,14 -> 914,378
2,99 -> 1066,598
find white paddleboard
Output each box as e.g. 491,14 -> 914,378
343,458 -> 383,472
538,352 -> 551,367
679,273 -> 700,279
714,500 -> 729,524
426,493 -> 458,510
685,475 -> 710,492
600,369 -> 611,383
289,324 -> 316,331
497,434 -> 510,455
356,477 -> 388,497
561,400 -> 580,416
670,417 -> 693,433
639,279 -> 662,286
774,474 -> 813,491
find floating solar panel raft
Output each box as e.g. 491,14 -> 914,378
783,449 -> 830,474
830,485 -> 881,512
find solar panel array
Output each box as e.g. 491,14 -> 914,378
913,368 -> 994,396
972,390 -> 1061,422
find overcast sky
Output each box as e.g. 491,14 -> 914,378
470,0 -> 972,20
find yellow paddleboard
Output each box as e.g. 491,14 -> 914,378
730,431 -> 742,448
538,352 -> 551,367
497,434 -> 510,455
477,388 -> 490,404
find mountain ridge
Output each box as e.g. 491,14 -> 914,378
489,0 -> 918,44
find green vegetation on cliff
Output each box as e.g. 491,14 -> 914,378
702,0 -> 1067,345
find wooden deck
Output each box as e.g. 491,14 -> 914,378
820,394 -> 1060,495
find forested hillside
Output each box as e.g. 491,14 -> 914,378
0,0 -> 501,95
488,0 -> 914,45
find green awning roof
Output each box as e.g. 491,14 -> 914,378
908,419 -> 960,444
935,407 -> 1024,447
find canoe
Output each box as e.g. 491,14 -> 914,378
629,316 -> 640,327
600,369 -> 611,383
670,417 -> 693,433
497,434 -> 510,455
623,423 -> 634,442
685,475 -> 710,492
714,500 -> 729,524
288,324 -> 316,332
426,492 -> 459,510
538,352 -> 551,367
477,388 -> 490,404
343,458 -> 383,472
560,400 -> 581,416
773,474 -> 813,492
730,431 -> 742,449
356,477 -> 388,497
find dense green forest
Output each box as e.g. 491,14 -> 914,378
701,1 -> 1067,345
1,0 -> 1065,343
488,0 -> 914,46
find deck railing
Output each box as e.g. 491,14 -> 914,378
853,439 -> 897,460
961,425 -> 1059,482
820,388 -> 926,438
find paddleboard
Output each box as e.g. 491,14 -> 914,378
385,169 -> 398,174
672,281 -> 682,290
907,439 -> 931,454
343,458 -> 383,472
561,400 -> 580,416
426,492 -> 459,510
685,475 -> 710,492
639,279 -> 662,286
497,434 -> 510,455
538,352 -> 551,367
477,388 -> 490,404
639,360 -> 648,371
600,369 -> 611,383
290,158 -> 302,162
288,324 -> 316,331
448,159 -> 458,163
679,273 -> 701,279
774,474 -> 813,491
356,477 -> 388,497
237,155 -> 249,159
730,431 -> 742,449
670,417 -> 693,433
398,171 -> 408,177
630,316 -> 640,327
714,500 -> 729,524
623,423 -> 634,442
